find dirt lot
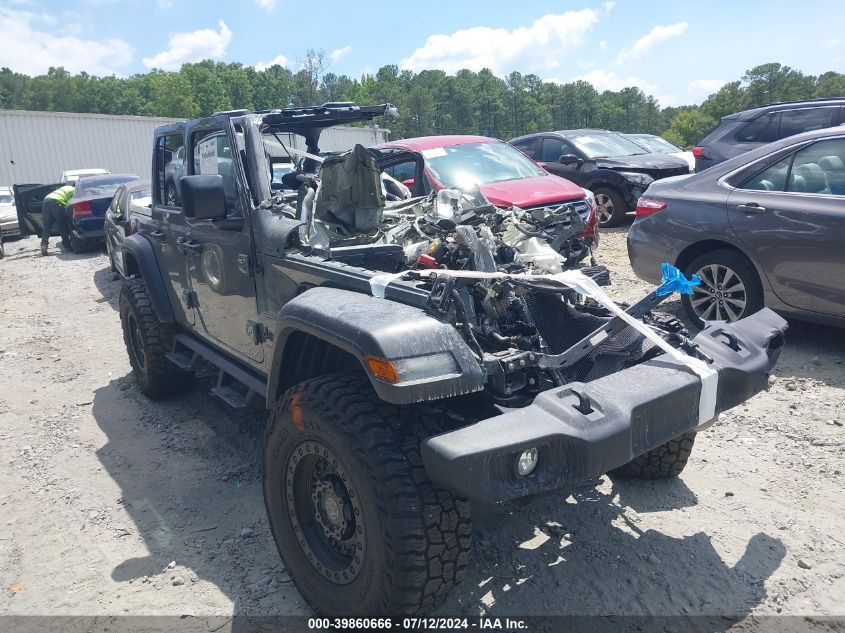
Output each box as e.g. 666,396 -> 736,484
1,230 -> 843,621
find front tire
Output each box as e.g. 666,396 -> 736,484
119,278 -> 193,399
681,249 -> 763,327
610,431 -> 697,479
263,373 -> 472,616
593,187 -> 628,227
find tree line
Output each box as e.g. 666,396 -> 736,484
1,53 -> 843,148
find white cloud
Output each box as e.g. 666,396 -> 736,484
255,0 -> 277,11
330,45 -> 352,64
687,78 -> 725,99
618,22 -> 688,62
400,8 -> 599,76
142,20 -> 232,70
599,40 -> 607,51
575,68 -> 657,94
156,0 -> 172,8
0,7 -> 133,75
602,1 -> 615,13
824,38 -> 840,49
254,54 -> 290,71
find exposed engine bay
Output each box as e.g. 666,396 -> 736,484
262,141 -> 709,405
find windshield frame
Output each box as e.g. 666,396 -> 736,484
567,132 -> 651,159
422,141 -> 546,188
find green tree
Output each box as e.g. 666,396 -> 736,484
663,109 -> 717,148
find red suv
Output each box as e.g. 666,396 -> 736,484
374,135 -> 599,247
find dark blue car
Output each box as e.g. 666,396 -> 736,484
67,174 -> 140,252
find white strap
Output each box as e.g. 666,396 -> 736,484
369,271 -> 408,298
551,270 -> 718,424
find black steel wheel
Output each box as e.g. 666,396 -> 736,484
286,440 -> 365,585
264,373 -> 471,616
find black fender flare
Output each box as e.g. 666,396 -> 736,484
121,234 -> 176,323
266,286 -> 484,406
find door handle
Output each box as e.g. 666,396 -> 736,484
150,229 -> 166,241
736,202 -> 767,214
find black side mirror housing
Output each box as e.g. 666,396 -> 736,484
181,175 -> 226,220
559,154 -> 582,166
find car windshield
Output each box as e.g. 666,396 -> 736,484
0,194 -> 14,205
629,135 -> 683,154
568,133 -> 650,158
77,176 -> 139,198
423,142 -> 545,187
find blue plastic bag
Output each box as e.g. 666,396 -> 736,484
655,262 -> 700,297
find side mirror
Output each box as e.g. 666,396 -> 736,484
559,154 -> 582,166
181,175 -> 226,220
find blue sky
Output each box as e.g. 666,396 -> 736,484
1,0 -> 843,106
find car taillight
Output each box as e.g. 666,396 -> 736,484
72,201 -> 93,218
635,197 -> 667,217
691,146 -> 706,158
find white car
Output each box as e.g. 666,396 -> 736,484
624,133 -> 696,172
0,186 -> 19,238
61,168 -> 111,183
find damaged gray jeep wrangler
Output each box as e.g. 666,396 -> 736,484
117,102 -> 788,616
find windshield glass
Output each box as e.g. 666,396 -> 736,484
629,135 -> 682,153
0,194 -> 14,205
77,176 -> 139,198
568,133 -> 650,158
423,142 -> 545,187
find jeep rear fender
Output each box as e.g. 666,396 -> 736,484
267,286 -> 484,406
122,234 -> 175,323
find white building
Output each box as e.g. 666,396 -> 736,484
0,110 -> 390,186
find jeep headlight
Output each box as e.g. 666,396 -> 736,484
366,352 -> 459,383
582,187 -> 596,211
618,172 -> 654,186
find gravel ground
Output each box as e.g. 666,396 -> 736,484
0,231 -> 843,620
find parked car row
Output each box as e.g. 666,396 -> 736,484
14,173 -> 140,253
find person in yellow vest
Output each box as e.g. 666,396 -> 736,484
41,185 -> 74,255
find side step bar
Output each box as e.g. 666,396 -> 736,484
168,334 -> 268,408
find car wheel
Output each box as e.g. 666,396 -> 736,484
681,249 -> 764,327
70,235 -> 86,254
264,373 -> 472,615
120,278 -> 193,399
593,187 -> 628,228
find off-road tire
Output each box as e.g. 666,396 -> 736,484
119,278 -> 193,399
263,373 -> 472,616
594,186 -> 628,228
610,431 -> 697,479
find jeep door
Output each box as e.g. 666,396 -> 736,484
150,131 -> 195,325
183,121 -> 264,364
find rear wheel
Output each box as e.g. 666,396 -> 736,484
119,278 -> 193,399
681,249 -> 763,327
610,431 -> 697,479
593,187 -> 628,227
70,234 -> 86,254
263,373 -> 472,615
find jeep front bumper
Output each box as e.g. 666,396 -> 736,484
421,309 -> 787,503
